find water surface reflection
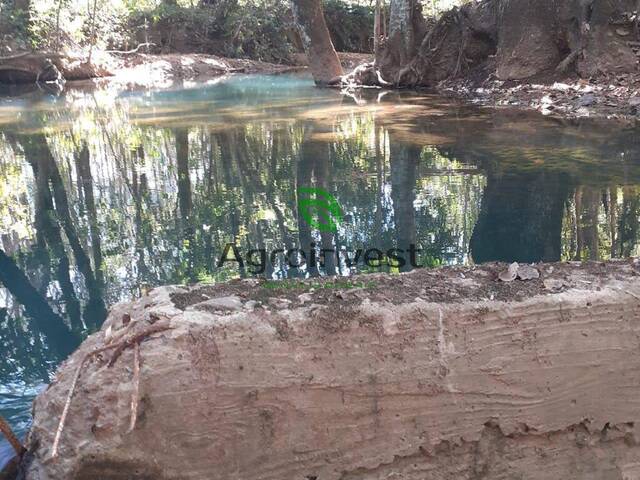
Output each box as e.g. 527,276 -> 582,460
0,75 -> 639,467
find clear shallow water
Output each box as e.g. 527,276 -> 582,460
0,74 -> 639,467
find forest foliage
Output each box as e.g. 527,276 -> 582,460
0,0 -> 462,61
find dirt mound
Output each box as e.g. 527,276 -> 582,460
14,260 -> 640,479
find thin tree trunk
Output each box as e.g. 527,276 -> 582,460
87,0 -> 99,62
76,142 -> 104,287
54,0 -> 63,51
374,0 -> 382,55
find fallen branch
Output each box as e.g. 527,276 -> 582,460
49,323 -> 172,459
0,413 -> 25,457
108,324 -> 172,367
50,357 -> 85,459
105,43 -> 156,55
129,342 -> 141,433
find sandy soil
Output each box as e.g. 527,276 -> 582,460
82,52 -> 373,90
98,53 -> 303,89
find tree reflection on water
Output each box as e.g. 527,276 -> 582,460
0,76 -> 639,466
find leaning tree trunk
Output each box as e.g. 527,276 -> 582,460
291,0 -> 344,85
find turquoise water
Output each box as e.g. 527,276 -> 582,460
0,74 -> 639,467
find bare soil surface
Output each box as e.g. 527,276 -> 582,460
20,259 -> 640,480
76,52 -> 370,90
98,53 -> 304,89
171,258 -> 640,311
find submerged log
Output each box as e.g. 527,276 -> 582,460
22,260 -> 640,479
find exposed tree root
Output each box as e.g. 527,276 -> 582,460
49,324 -> 172,460
108,324 -> 172,367
50,357 -> 86,459
0,413 -> 25,457
128,342 -> 141,433
352,0 -> 639,89
556,50 -> 580,73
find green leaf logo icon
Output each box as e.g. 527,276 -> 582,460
297,187 -> 343,233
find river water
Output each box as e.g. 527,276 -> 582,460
0,74 -> 639,468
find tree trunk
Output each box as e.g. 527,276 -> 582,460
87,0 -> 99,62
373,0 -> 382,55
0,248 -> 77,358
374,0 -> 638,87
386,0 -> 425,66
470,170 -> 570,264
291,0 -> 343,85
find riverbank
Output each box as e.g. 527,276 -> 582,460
109,55 -> 640,121
438,73 -> 640,121
106,51 -> 372,89
15,259 -> 640,479
0,51 -> 374,92
2,50 -> 638,122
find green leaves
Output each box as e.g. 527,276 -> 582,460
297,187 -> 343,233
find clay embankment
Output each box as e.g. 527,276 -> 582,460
17,260 -> 640,479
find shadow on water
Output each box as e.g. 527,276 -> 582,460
0,74 -> 639,467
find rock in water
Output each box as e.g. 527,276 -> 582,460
21,263 -> 640,480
